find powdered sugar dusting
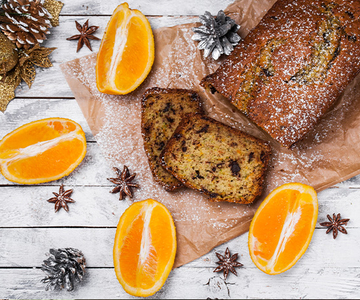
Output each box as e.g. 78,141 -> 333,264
207,0 -> 360,148
61,24 -> 257,266
60,1 -> 360,266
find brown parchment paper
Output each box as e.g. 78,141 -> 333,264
60,0 -> 360,267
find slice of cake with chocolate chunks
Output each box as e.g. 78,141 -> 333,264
141,87 -> 204,191
160,113 -> 271,204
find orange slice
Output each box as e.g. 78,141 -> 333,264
96,2 -> 155,95
113,199 -> 177,297
248,183 -> 318,275
0,118 -> 86,184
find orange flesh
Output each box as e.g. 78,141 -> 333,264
96,7 -> 125,91
0,120 -> 76,152
274,193 -> 314,272
114,199 -> 176,297
96,2 -> 154,95
115,16 -> 150,90
0,118 -> 86,184
119,213 -> 144,286
249,183 -> 318,275
6,139 -> 84,180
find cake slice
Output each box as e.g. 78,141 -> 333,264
141,87 -> 204,191
161,113 -> 271,204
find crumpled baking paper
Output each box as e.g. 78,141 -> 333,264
61,0 -> 360,267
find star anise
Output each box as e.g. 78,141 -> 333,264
213,247 -> 243,280
320,213 -> 350,239
66,20 -> 100,52
107,166 -> 140,200
47,185 -> 75,212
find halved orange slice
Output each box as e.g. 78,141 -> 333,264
0,118 -> 86,184
113,199 -> 177,297
96,2 -> 155,95
248,183 -> 318,275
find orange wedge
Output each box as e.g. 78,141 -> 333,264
113,199 -> 177,297
248,183 -> 318,275
0,118 -> 86,184
96,2 -> 155,95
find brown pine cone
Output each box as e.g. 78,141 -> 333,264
0,0 -> 52,49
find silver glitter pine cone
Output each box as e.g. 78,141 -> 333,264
41,248 -> 86,291
192,10 -> 241,60
0,0 -> 52,49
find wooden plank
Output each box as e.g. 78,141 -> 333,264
338,178 -> 360,188
0,98 -> 95,142
59,0 -> 235,16
1,266 -> 360,299
0,225 -> 357,268
0,186 -> 127,227
0,143 -> 110,186
0,186 -> 357,227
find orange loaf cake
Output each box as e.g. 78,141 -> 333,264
201,0 -> 360,148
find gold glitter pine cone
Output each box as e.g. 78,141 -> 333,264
0,31 -> 18,74
0,0 -> 52,49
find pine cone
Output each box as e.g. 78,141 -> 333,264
0,0 -> 52,49
0,31 -> 18,74
41,248 -> 86,291
192,10 -> 241,60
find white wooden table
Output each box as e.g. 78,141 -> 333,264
1,0 -> 360,298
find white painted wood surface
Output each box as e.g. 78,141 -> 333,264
1,0 -> 360,298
